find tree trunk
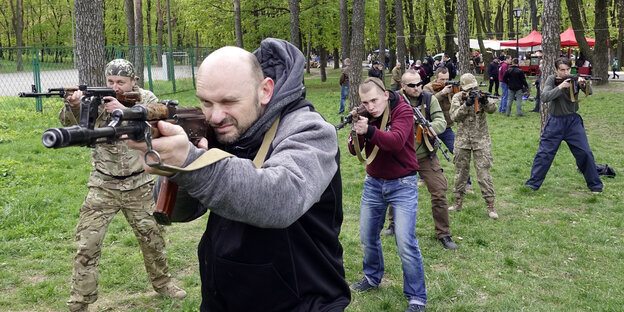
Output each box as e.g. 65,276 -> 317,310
592,0 -> 610,84
456,0 -> 470,75
349,0 -> 365,110
333,48 -> 340,69
387,4 -> 396,71
156,0 -> 164,66
288,0 -> 301,50
75,0 -> 105,86
125,0 -> 135,63
444,0 -> 456,56
540,0 -> 561,132
530,0 -> 539,31
234,0 -> 244,48
618,0 -> 623,65
394,0 -> 406,75
404,0 -> 416,61
474,0 -> 491,80
320,45 -> 327,82
147,0 -> 152,46
9,0 -> 24,71
134,0 -> 144,87
495,4 -> 503,40
566,0 -> 594,64
339,0 -> 350,60
379,0 -> 387,67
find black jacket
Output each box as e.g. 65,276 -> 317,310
488,61 -> 499,78
503,65 -> 529,91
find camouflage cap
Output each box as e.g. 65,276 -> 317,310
105,59 -> 136,78
460,73 -> 479,91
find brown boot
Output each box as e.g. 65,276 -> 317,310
155,282 -> 187,299
449,195 -> 463,212
487,201 -> 499,219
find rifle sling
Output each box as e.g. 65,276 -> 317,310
154,116 -> 280,173
353,104 -> 389,165
570,82 -> 590,103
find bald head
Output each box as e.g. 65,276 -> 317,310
199,46 -> 264,87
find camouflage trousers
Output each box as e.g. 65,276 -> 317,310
67,182 -> 172,308
453,147 -> 495,202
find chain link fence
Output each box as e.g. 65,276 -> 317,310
0,46 -> 212,111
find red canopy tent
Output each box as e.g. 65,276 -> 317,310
500,30 -> 542,47
560,27 -> 596,47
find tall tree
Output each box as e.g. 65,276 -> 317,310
565,0 -> 594,65
378,0 -> 387,66
134,0 -> 144,87
387,2 -> 397,70
618,0 -> 623,65
156,0 -> 164,65
443,0 -> 456,56
339,0 -> 350,60
75,0 -> 105,86
124,0 -> 135,64
529,0 -> 539,30
394,0 -> 406,75
456,0 -> 471,75
234,0 -> 244,49
9,0 -> 24,71
288,0 -> 300,50
539,0 -> 561,131
147,0 -> 152,46
348,0 -> 365,110
473,0 -> 492,80
592,0 -> 610,84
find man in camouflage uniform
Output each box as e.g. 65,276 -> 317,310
60,59 -> 186,312
448,73 -> 499,219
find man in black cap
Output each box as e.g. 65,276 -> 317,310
368,61 -> 385,83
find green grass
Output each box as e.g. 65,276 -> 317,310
1,69 -> 623,311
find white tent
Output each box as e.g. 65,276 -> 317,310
453,38 -> 542,52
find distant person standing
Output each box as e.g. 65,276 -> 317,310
487,58 -> 500,96
443,54 -> 457,80
531,59 -> 544,112
339,58 -> 351,114
503,58 -> 529,117
368,61 -> 385,83
391,61 -> 403,91
498,55 -> 511,113
612,57 -> 619,79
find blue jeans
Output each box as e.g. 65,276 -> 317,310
339,85 -> 349,114
359,174 -> 427,305
499,82 -> 509,112
532,82 -> 541,111
438,128 -> 471,185
506,89 -> 524,116
526,114 -> 603,191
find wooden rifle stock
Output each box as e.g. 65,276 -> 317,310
154,178 -> 178,225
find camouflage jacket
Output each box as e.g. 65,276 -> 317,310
423,82 -> 454,128
450,91 -> 497,150
58,86 -> 158,190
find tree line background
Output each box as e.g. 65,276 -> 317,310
2,0 -> 622,120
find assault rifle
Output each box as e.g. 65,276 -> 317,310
335,106 -> 373,130
461,90 -> 499,112
19,84 -> 141,107
42,100 -> 207,148
554,74 -> 601,102
402,95 -> 451,162
431,80 -> 461,94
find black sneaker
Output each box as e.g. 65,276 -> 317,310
405,304 -> 426,312
350,277 -> 376,292
439,236 -> 458,250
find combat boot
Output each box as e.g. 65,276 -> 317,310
487,200 -> 499,219
68,303 -> 88,312
155,283 -> 187,299
448,195 -> 463,212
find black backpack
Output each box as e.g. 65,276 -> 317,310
596,164 -> 616,178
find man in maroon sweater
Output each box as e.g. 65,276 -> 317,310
347,77 -> 427,312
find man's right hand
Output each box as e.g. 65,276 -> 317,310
558,79 -> 572,90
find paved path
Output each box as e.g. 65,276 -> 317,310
0,65 -> 198,97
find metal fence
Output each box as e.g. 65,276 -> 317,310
0,46 -> 212,111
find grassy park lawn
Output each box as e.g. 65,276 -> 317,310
0,68 -> 622,311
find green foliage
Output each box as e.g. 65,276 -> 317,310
0,71 -> 623,311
